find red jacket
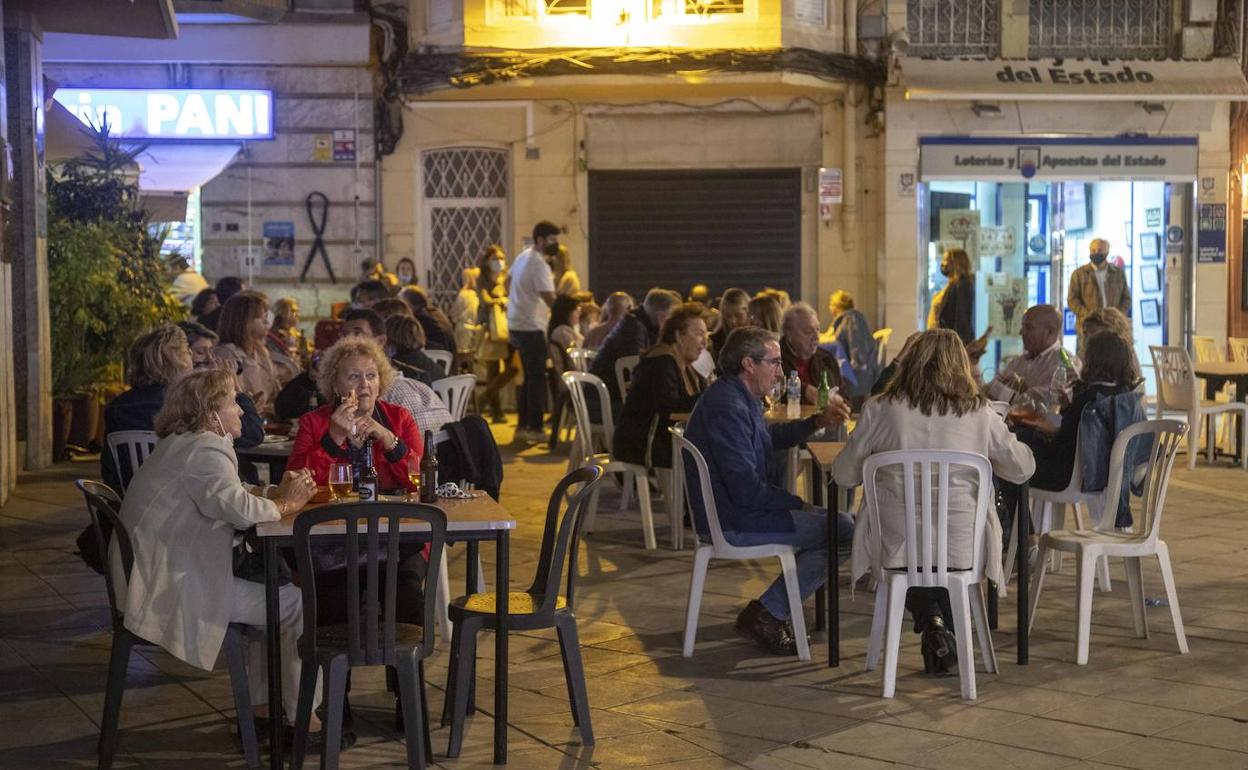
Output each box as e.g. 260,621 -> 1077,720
288,400 -> 423,490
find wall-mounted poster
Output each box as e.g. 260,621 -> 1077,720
1140,298 -> 1161,327
1139,232 -> 1160,261
978,226 -> 1017,257
985,273 -> 1027,338
262,221 -> 295,267
1140,264 -> 1161,294
940,209 -> 981,257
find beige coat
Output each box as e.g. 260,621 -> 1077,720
832,398 -> 1035,592
119,431 -> 281,670
1068,262 -> 1131,331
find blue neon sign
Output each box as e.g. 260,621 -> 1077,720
53,88 -> 274,140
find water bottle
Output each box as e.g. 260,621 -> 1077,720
786,370 -> 801,419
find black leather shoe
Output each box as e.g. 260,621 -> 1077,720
920,616 -> 957,676
735,600 -> 797,656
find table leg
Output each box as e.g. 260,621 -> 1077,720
1016,483 -> 1030,666
987,582 -> 998,630
812,469 -> 826,633
263,538 -> 284,770
827,479 -> 840,667
466,541 -> 480,595
494,530 -> 510,765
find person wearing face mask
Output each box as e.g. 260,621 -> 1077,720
395,256 -> 418,287
507,221 -> 561,442
117,368 -> 324,744
214,291 -> 283,418
1068,238 -> 1131,354
929,247 -> 976,345
475,244 -> 520,423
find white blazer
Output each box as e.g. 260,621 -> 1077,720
119,430 -> 281,670
832,397 -> 1036,592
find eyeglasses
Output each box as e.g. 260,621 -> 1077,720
751,356 -> 784,370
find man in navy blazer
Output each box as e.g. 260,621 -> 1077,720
684,326 -> 854,655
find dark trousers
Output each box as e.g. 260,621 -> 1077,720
511,329 -> 548,431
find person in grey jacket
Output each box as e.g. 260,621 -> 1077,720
683,326 -> 853,655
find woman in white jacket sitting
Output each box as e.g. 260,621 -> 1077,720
832,329 -> 1035,674
118,368 -> 321,736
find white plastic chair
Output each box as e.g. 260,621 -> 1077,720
1149,345 -> 1247,470
1029,420 -> 1190,665
567,347 -> 595,373
105,430 -> 158,493
862,450 -> 998,700
674,433 -> 811,661
615,355 -> 640,399
432,374 -> 476,421
425,349 -> 454,377
563,371 -> 658,550
873,327 -> 893,367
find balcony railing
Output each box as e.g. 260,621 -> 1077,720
907,0 -> 1000,57
1029,0 -> 1172,58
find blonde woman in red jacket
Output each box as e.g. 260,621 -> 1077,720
288,336 -> 423,491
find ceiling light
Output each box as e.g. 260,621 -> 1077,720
971,102 -> 1003,118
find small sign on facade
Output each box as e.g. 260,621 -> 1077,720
898,171 -> 916,197
333,129 -> 357,162
263,221 -> 296,266
819,167 -> 842,219
312,134 -> 332,162
1197,203 -> 1227,263
1145,207 -> 1161,228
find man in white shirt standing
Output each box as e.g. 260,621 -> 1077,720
986,304 -> 1080,408
507,221 -> 559,442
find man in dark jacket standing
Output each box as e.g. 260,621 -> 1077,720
590,288 -> 681,406
683,326 -> 853,656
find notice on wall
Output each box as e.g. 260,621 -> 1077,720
985,273 -> 1027,338
819,167 -> 842,220
940,209 -> 981,257
263,221 -> 296,266
1145,207 -> 1161,228
1197,203 -> 1227,263
898,171 -> 916,197
312,134 -> 332,162
978,226 -> 1017,257
333,129 -> 357,162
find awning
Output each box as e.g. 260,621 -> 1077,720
134,143 -> 240,194
45,97 -> 100,163
901,57 -> 1248,102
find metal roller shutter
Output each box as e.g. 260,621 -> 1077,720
588,168 -> 802,301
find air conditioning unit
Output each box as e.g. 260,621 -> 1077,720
1182,26 -> 1214,59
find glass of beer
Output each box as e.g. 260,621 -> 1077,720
405,452 -> 420,501
329,462 -> 354,502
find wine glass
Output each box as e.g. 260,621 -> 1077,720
405,452 -> 421,501
328,462 -> 353,502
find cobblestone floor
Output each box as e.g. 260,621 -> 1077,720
2,418 -> 1247,769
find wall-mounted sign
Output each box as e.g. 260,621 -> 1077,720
1197,203 -> 1227,263
1145,207 -> 1162,228
919,136 -> 1198,183
898,171 -> 916,197
312,134 -> 332,162
52,88 -> 274,140
263,221 -> 295,267
333,129 -> 356,162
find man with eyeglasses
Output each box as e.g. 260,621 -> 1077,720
683,326 -> 854,655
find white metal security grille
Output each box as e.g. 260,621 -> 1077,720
1029,0 -> 1171,58
907,0 -> 1000,56
421,147 -> 508,311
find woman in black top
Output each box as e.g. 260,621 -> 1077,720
613,304 -> 710,469
1014,330 -> 1141,491
933,248 -> 975,344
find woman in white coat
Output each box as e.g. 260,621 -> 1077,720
832,329 -> 1035,673
118,368 -> 321,733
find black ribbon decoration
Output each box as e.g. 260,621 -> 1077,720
299,191 -> 336,283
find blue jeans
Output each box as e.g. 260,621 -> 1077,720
724,508 -> 854,621
511,329 -> 548,431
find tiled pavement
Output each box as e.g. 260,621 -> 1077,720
2,418 -> 1248,769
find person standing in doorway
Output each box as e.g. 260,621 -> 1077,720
1068,238 -> 1131,353
508,221 -> 560,443
930,248 -> 975,345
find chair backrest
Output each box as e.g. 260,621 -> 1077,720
75,479 -> 128,629
563,371 -> 615,459
615,355 -> 640,399
1096,419 -> 1186,543
673,432 -> 736,553
425,349 -> 454,377
873,327 -> 893,367
525,466 -> 604,614
293,502 -> 446,665
431,374 -> 476,421
1148,345 -> 1198,412
106,430 -> 158,492
861,450 -> 994,587
1192,335 -> 1223,363
1229,337 -> 1248,363
567,347 -> 595,373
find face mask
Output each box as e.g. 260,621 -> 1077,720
397,270 -> 413,283
489,259 -> 504,274
542,241 -> 560,258
1090,252 -> 1108,266
213,411 -> 235,445
940,264 -> 953,278
263,310 -> 275,327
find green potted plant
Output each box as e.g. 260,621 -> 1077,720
48,125 -> 184,459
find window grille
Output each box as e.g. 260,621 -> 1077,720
421,147 -> 508,309
907,0 -> 1000,57
423,148 -> 508,200
1029,0 -> 1172,58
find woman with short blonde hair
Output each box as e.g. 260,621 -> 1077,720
314,336 -> 397,404
121,368 -> 321,734
127,324 -> 192,388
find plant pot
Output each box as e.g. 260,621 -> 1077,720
69,395 -> 102,453
53,398 -> 74,462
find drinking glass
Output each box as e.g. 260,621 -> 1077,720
328,462 -> 353,502
405,452 -> 421,501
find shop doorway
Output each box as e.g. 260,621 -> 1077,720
921,179 -> 1186,395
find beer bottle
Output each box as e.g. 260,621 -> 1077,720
419,430 -> 438,503
357,439 -> 379,502
817,370 -> 831,409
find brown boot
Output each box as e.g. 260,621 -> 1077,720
735,600 -> 797,656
